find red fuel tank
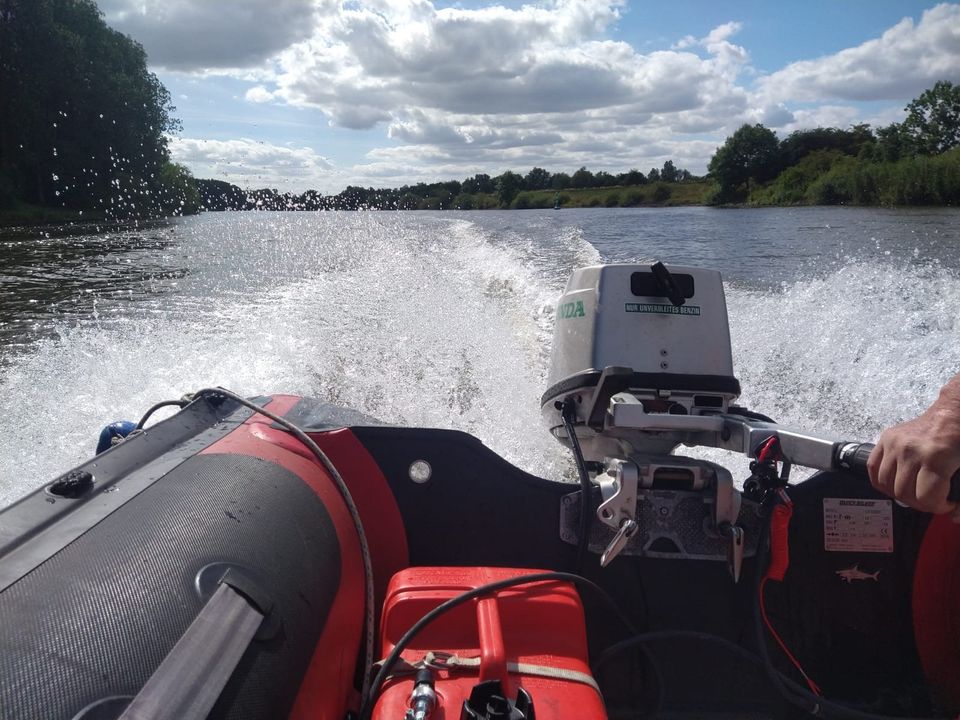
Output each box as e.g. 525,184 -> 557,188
373,567 -> 606,720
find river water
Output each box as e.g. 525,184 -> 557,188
1,206 -> 958,505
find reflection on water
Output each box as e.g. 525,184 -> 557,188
0,224 -> 183,358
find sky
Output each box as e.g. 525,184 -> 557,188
98,0 -> 960,194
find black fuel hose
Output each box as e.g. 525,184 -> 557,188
136,399 -> 189,429
560,397 -> 594,572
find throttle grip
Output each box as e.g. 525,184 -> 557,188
835,442 -> 960,503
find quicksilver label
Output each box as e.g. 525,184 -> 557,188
823,498 -> 893,553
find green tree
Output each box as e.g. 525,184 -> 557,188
594,171 -> 616,187
901,81 -> 960,155
452,193 -> 474,209
570,167 -> 595,188
876,123 -> 911,162
779,125 -> 875,167
156,162 -> 199,215
524,167 -> 552,190
0,0 -> 180,217
708,124 -> 780,199
495,171 -> 523,207
618,169 -> 646,185
660,160 -> 678,183
462,173 -> 494,194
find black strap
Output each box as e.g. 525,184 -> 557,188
119,583 -> 263,720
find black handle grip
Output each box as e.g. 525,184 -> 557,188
835,442 -> 960,503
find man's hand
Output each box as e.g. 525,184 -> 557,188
868,375 -> 960,515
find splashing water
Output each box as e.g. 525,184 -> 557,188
0,208 -> 957,505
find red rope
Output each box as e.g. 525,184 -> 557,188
759,576 -> 822,696
761,496 -> 822,696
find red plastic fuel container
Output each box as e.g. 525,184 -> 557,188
373,566 -> 606,720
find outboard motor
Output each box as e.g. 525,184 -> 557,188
541,263 -> 960,714
542,262 -> 751,577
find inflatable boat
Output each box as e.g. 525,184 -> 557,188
1,263 -> 958,720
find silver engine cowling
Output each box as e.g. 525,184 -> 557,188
541,262 -> 741,461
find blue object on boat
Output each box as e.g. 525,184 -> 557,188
96,420 -> 137,455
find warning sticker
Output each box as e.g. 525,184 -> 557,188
823,498 -> 894,553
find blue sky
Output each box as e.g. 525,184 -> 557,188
99,1 -> 960,193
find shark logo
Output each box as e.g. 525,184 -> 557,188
836,565 -> 880,583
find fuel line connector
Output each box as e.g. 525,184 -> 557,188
406,668 -> 437,720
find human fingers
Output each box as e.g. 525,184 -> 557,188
867,442 -> 885,490
892,456 -> 922,508
914,465 -> 956,515
874,447 -> 898,499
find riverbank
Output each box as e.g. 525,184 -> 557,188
0,203 -> 106,228
503,181 -> 709,209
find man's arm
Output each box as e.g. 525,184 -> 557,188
867,373 -> 960,514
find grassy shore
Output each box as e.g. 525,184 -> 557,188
487,182 -> 710,210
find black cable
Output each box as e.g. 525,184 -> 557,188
359,571 -> 637,720
136,399 -> 188,429
596,627 -> 944,720
561,397 -> 593,572
596,628 -> 772,675
727,405 -> 778,424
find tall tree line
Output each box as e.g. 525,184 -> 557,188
0,0 -> 197,217
195,160 -> 700,212
707,81 -> 960,204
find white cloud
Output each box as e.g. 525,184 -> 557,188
245,86 -> 276,103
259,2 -> 753,128
100,0 -> 318,70
754,104 -> 796,129
268,1 -> 647,124
169,137 -> 338,192
669,21 -> 748,80
778,105 -> 862,135
756,3 -> 960,103
103,2 -> 960,190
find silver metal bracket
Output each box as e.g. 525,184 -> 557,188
713,468 -> 741,530
600,519 -> 639,567
596,458 -> 639,566
600,390 -> 843,473
713,467 -> 744,583
721,523 -> 745,582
